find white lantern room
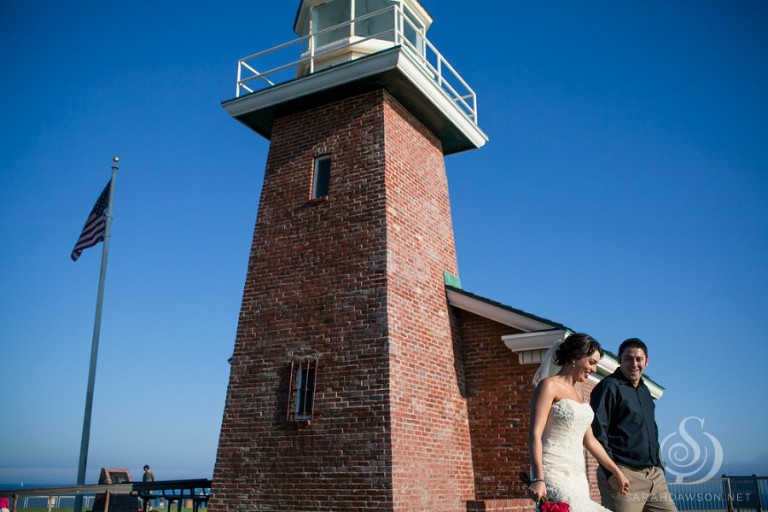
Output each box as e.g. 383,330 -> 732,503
224,0 -> 487,154
293,0 -> 432,74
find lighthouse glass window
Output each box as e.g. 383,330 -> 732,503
312,156 -> 331,198
401,6 -> 426,55
313,1 -> 350,47
311,1 -> 424,53
354,0 -> 395,41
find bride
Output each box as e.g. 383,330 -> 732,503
528,333 -> 630,510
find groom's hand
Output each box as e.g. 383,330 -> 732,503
608,474 -> 630,496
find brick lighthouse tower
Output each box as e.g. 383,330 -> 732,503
211,1 -> 487,510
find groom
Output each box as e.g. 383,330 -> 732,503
590,338 -> 678,512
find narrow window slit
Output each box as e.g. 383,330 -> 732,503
312,156 -> 331,199
288,357 -> 318,423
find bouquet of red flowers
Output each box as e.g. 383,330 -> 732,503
519,472 -> 570,512
539,499 -> 570,512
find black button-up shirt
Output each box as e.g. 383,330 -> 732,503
590,368 -> 662,469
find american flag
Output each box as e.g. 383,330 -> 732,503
71,181 -> 111,262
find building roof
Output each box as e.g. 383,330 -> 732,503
445,284 -> 571,333
445,283 -> 665,397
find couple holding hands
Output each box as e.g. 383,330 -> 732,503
528,334 -> 678,512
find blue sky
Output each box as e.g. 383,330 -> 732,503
1,0 -> 766,485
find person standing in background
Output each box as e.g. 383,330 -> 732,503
141,465 -> 156,511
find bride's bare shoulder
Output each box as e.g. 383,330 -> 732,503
539,376 -> 574,402
537,377 -> 564,397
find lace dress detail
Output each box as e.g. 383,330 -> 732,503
542,398 -> 610,512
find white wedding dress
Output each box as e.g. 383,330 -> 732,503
541,398 -> 611,512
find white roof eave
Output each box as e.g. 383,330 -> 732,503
446,288 -> 557,332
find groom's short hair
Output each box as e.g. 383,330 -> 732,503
618,338 -> 648,358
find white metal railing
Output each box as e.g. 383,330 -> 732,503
234,4 -> 478,124
668,478 -> 732,512
667,476 -> 768,512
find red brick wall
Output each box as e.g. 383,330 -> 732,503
382,94 -> 475,510
212,91 -> 393,511
457,311 -> 533,501
211,90 -> 474,511
466,499 -> 535,512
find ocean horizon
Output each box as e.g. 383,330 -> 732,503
0,483 -> 72,491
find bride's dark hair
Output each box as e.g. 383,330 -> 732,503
554,333 -> 603,366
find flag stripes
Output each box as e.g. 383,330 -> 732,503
71,181 -> 111,261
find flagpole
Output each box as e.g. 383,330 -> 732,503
73,157 -> 119,512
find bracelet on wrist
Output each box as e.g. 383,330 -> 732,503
529,478 -> 545,485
